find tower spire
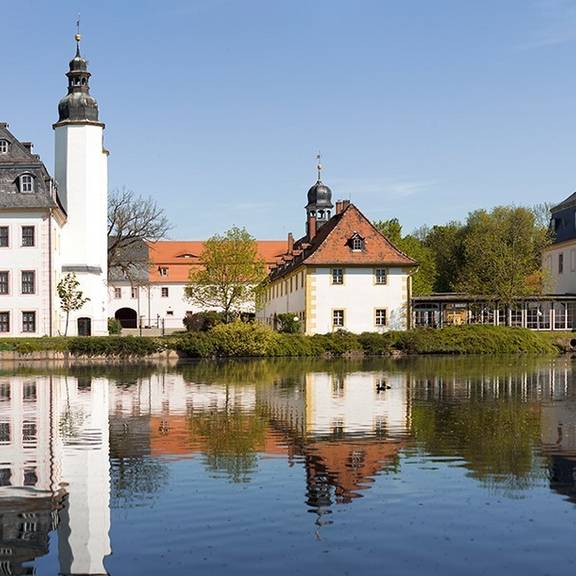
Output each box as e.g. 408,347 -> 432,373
75,15 -> 81,56
316,152 -> 322,182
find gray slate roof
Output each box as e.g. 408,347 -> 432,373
0,123 -> 62,211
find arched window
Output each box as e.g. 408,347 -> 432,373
19,174 -> 34,193
0,140 -> 8,154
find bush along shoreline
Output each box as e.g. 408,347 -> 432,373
0,324 -> 563,359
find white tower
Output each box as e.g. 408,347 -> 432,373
54,32 -> 109,336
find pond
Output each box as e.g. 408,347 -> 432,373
0,356 -> 575,575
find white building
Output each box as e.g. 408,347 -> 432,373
0,33 -> 109,337
258,167 -> 417,334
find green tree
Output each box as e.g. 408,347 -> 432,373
373,218 -> 437,295
185,227 -> 267,323
424,222 -> 466,292
456,206 -> 551,312
57,273 -> 90,336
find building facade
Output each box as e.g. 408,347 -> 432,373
543,192 -> 576,295
108,240 -> 288,330
0,34 -> 109,337
258,171 -> 417,334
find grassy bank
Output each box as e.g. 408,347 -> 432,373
0,324 -> 561,359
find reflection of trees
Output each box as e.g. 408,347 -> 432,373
187,408 -> 267,483
110,456 -> 170,508
411,398 -> 543,491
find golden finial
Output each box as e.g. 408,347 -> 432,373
75,15 -> 81,43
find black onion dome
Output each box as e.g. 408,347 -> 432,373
306,180 -> 333,209
55,39 -> 101,125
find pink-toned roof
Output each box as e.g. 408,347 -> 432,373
269,203 -> 417,280
149,240 -> 288,283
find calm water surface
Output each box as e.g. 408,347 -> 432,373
0,357 -> 575,575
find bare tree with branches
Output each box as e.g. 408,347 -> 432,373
108,188 -> 171,279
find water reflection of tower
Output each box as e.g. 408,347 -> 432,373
258,370 -> 410,526
56,376 -> 111,575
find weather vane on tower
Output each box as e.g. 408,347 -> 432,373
316,152 -> 322,182
75,14 -> 81,44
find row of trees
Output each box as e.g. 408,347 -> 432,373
375,204 -> 553,306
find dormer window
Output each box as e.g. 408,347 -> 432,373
159,267 -> 168,277
0,140 -> 8,154
349,233 -> 365,251
19,174 -> 34,193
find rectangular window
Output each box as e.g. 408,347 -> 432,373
23,381 -> 36,402
0,272 -> 8,295
20,175 -> 33,193
22,421 -> 36,443
114,287 -> 122,299
21,226 -> 35,247
375,268 -> 387,285
21,271 -> 35,294
131,286 -> 137,299
0,312 -> 9,333
375,309 -> 387,326
161,287 -> 169,297
22,312 -> 36,333
159,267 -> 168,277
0,227 -> 7,247
559,253 -> 564,274
331,268 -> 344,285
0,423 -> 10,444
333,309 -> 345,328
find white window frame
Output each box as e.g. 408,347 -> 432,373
333,309 -> 345,328
114,287 -> 122,299
161,287 -> 169,298
22,311 -> 36,333
374,268 -> 387,285
0,272 -> 9,295
0,227 -> 8,248
21,226 -> 35,247
21,271 -> 35,295
0,140 -> 8,154
351,236 -> 364,251
375,309 -> 387,327
0,312 -> 9,333
159,267 -> 168,277
331,268 -> 344,285
19,174 -> 34,193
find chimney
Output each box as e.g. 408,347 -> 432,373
307,214 -> 317,240
341,199 -> 350,210
21,142 -> 33,152
287,232 -> 294,253
335,200 -> 343,215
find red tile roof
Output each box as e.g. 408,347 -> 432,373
269,203 -> 416,280
148,240 -> 288,283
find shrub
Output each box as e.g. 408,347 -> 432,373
276,313 -> 302,334
183,311 -> 224,332
67,336 -> 164,357
358,332 -> 398,355
174,333 -> 216,357
311,330 -> 362,355
108,318 -> 122,335
210,321 -> 277,357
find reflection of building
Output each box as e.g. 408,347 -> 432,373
541,397 -> 576,504
258,371 -> 410,514
0,374 -> 111,575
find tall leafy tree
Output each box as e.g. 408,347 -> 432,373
456,206 -> 551,310
185,227 -> 267,322
373,218 -> 437,295
424,222 -> 466,292
57,273 -> 90,336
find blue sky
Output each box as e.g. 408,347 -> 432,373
4,0 -> 576,239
